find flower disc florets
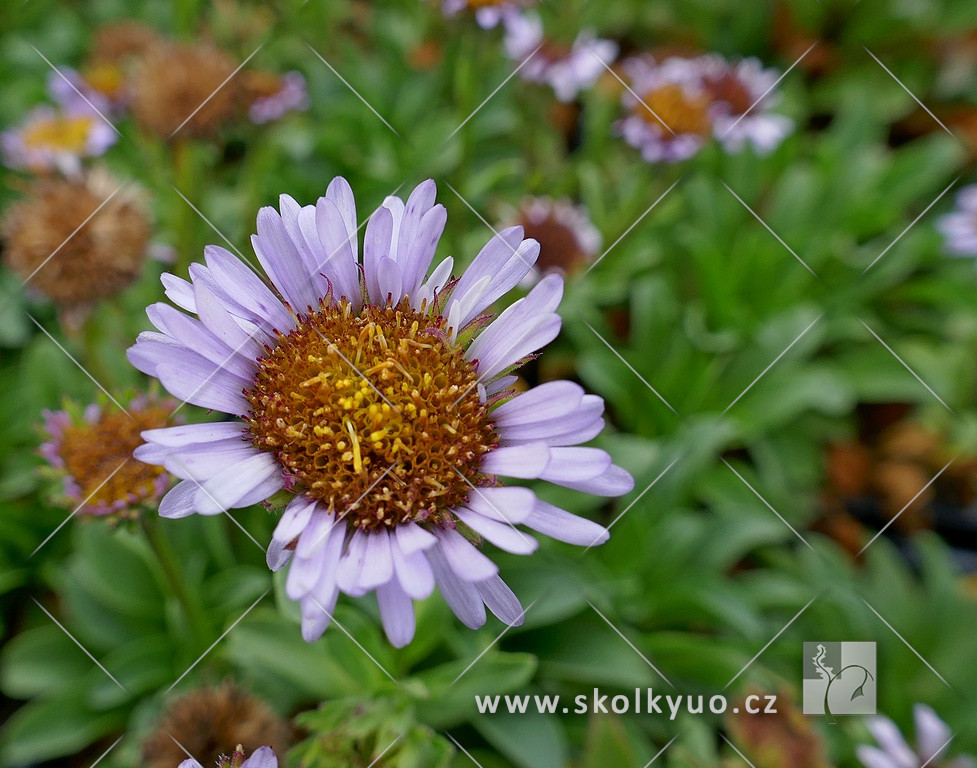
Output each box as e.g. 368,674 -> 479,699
244,298 -> 497,530
39,395 -> 173,521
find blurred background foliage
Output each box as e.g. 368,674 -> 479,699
2,0 -> 977,766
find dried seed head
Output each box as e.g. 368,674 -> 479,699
92,20 -> 163,64
142,684 -> 289,768
244,298 -> 498,530
131,41 -> 239,138
2,171 -> 150,311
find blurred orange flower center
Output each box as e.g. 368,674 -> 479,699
636,84 -> 711,136
23,114 -> 94,152
83,61 -> 126,98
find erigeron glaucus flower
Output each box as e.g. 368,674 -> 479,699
616,56 -> 713,163
2,170 -> 151,323
128,177 -> 633,647
243,71 -> 309,125
503,13 -> 618,103
143,684 -> 289,768
38,395 -> 174,521
856,705 -> 975,768
48,64 -> 128,118
509,197 -> 601,282
697,54 -> 793,154
937,185 -> 977,256
437,0 -> 532,29
1,104 -> 116,173
131,40 -> 239,139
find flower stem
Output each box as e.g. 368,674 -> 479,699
140,513 -> 211,650
172,138 -> 198,276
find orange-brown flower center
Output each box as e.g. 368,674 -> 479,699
23,114 -> 94,152
245,299 -> 498,530
519,212 -> 587,275
635,83 -> 712,136
703,72 -> 753,115
59,406 -> 169,512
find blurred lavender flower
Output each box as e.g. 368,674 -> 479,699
698,54 -> 793,154
1,104 -> 116,173
128,177 -> 632,648
617,56 -> 712,163
245,71 -> 309,125
38,394 -> 174,522
616,54 -> 792,162
856,705 -> 975,768
438,0 -> 532,28
48,66 -> 127,118
503,12 -> 617,102
507,197 -> 601,283
937,186 -> 977,256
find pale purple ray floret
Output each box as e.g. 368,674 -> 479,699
856,704 -> 975,768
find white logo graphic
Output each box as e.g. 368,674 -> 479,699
802,641 -> 876,720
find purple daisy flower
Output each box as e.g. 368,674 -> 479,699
180,746 -> 277,768
504,196 -> 601,284
1,104 -> 116,174
937,185 -> 977,256
38,394 -> 174,522
128,177 -> 633,648
616,56 -> 712,164
697,54 -> 793,154
48,67 -> 125,118
437,0 -> 531,28
503,12 -> 618,102
247,71 -> 309,125
857,705 -> 975,768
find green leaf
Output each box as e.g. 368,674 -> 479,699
0,625 -> 93,699
89,636 -> 173,709
582,715 -> 638,768
473,711 -> 568,768
414,653 -> 537,728
225,611 -> 376,699
0,691 -> 125,766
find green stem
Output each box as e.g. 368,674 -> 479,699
79,309 -> 116,390
141,513 -> 211,650
172,138 -> 198,276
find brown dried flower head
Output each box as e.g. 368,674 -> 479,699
131,40 -> 239,139
142,684 -> 289,768
2,171 -> 150,314
92,20 -> 163,65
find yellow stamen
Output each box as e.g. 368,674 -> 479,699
22,114 -> 94,153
